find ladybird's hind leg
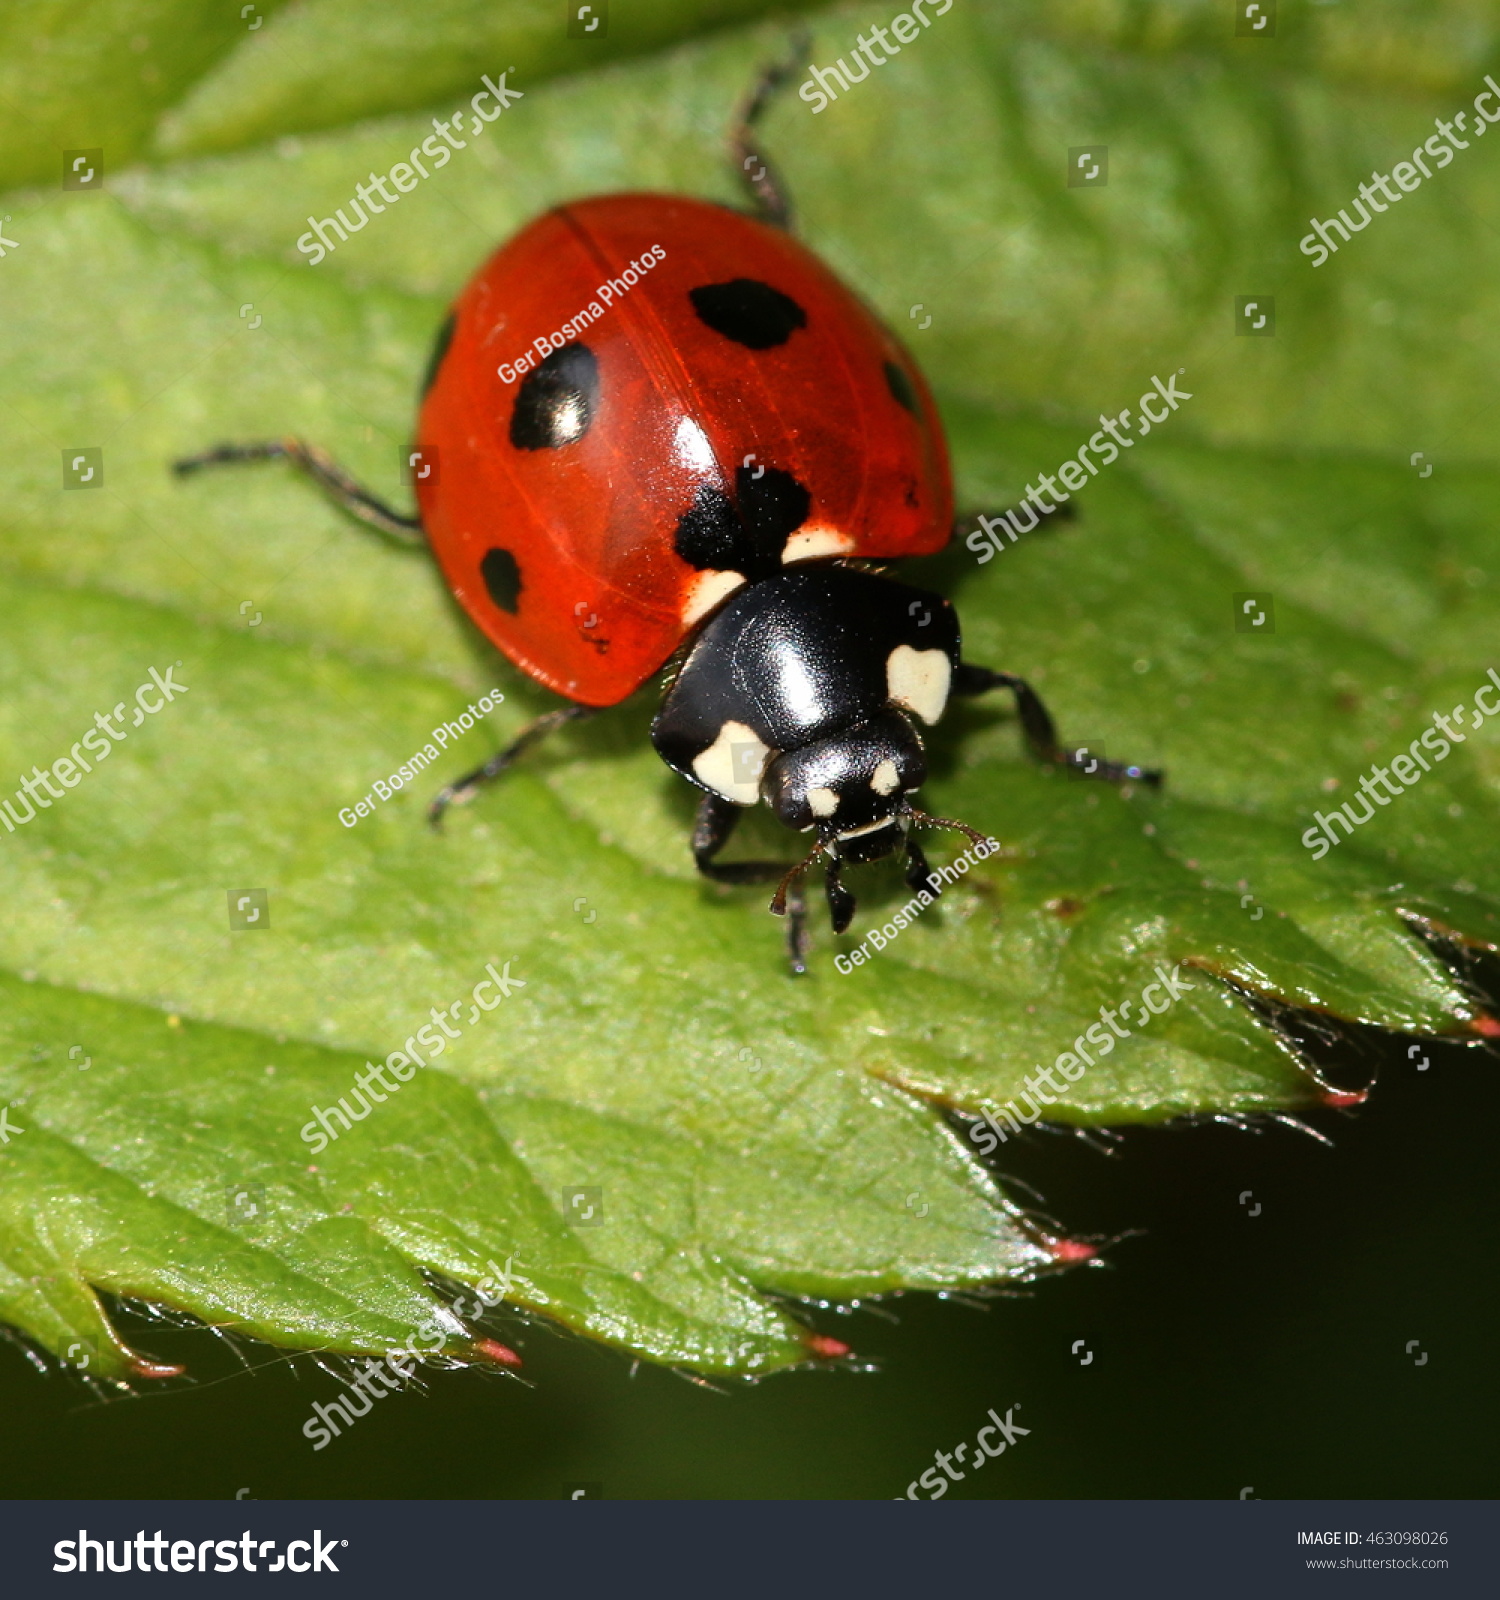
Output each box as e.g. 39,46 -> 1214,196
955,505 -> 1076,549
428,705 -> 597,827
172,438 -> 424,548
730,30 -> 811,231
953,664 -> 1163,787
692,792 -> 811,972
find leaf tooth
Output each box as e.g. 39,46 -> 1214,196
470,1337 -> 523,1369
803,1332 -> 851,1360
1396,911 -> 1500,1036
85,1291 -> 187,1382
126,1352 -> 186,1380
1213,972 -> 1382,1105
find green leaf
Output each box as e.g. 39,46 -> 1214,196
1,0 -> 1497,1381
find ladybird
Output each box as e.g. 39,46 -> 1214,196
175,41 -> 1159,970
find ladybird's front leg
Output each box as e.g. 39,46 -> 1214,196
953,664 -> 1162,787
691,793 -> 811,973
781,878 -> 810,975
904,834 -> 938,900
824,856 -> 856,935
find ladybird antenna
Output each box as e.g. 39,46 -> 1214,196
769,839 -> 828,917
905,808 -> 997,853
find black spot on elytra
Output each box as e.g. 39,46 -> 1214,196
480,547 -> 521,613
674,463 -> 811,579
674,486 -> 740,571
510,343 -> 598,450
884,360 -> 918,415
689,280 -> 806,350
420,310 -> 456,399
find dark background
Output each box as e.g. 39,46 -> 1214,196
3,1028 -> 1492,1500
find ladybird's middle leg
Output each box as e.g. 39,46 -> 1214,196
953,664 -> 1162,787
172,437 -> 424,547
729,31 -> 811,232
428,705 -> 596,827
691,792 -> 797,884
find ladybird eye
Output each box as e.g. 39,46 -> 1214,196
510,342 -> 599,450
688,279 -> 806,350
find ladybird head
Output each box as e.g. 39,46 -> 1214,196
761,710 -> 925,861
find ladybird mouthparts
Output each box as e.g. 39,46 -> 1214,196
834,815 -> 904,844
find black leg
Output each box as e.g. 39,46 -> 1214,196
955,504 -> 1075,545
692,793 -> 812,972
904,835 -> 938,899
428,705 -> 595,827
781,877 -> 810,974
824,857 -> 856,934
729,31 -> 811,231
173,438 -> 425,549
954,664 -> 1162,787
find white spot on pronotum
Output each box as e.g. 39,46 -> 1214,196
681,568 -> 746,625
781,525 -> 856,564
692,720 -> 772,805
807,786 -> 839,817
870,759 -> 900,795
886,645 -> 950,725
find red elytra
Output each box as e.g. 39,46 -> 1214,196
414,193 -> 954,706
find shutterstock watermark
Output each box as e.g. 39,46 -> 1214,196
297,71 -> 523,264
302,1255 -> 520,1450
1300,73 -> 1500,267
1300,667 -> 1500,859
967,963 -> 1197,1153
300,960 -> 525,1153
899,1404 -> 1031,1499
1,665 -> 189,836
835,835 -> 1000,973
799,0 -> 952,114
338,689 -> 505,828
965,372 -> 1193,562
54,1530 -> 342,1574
